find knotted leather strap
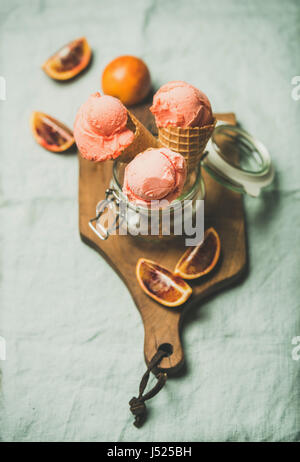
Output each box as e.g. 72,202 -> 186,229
129,349 -> 168,428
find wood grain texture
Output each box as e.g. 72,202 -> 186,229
79,105 -> 246,374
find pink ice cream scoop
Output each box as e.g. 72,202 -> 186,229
123,148 -> 186,207
74,92 -> 134,161
150,81 -> 213,128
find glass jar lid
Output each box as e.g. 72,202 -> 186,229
202,122 -> 274,197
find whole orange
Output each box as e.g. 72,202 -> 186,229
102,55 -> 151,106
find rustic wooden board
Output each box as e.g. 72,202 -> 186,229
79,105 -> 246,374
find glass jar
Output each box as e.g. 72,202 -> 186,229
89,160 -> 205,242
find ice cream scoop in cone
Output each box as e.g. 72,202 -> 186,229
150,81 -> 216,175
158,118 -> 216,173
74,92 -> 158,163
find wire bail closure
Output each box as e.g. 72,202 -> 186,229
89,188 -> 124,240
129,349 -> 168,428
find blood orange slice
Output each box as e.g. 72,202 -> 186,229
174,227 -> 221,279
30,111 -> 74,152
42,37 -> 92,81
136,258 -> 192,307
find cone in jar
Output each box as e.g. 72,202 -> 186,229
158,118 -> 216,173
150,81 -> 215,174
120,110 -> 159,163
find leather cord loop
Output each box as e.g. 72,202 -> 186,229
129,349 -> 168,428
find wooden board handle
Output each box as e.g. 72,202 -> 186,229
142,307 -> 183,373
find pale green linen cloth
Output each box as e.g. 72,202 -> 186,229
0,0 -> 299,442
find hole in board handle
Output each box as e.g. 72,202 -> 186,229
158,343 -> 173,357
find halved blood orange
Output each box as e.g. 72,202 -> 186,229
42,37 -> 92,81
136,258 -> 192,307
30,111 -> 74,152
174,228 -> 221,279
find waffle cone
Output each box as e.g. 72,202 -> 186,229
158,118 -> 216,172
119,111 -> 159,163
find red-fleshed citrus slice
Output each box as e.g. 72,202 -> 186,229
42,37 -> 92,81
30,111 -> 74,152
136,258 -> 192,307
174,227 -> 221,279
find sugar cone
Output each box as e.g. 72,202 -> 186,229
119,111 -> 159,163
158,118 -> 216,173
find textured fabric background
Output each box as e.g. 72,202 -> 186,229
0,0 -> 299,442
